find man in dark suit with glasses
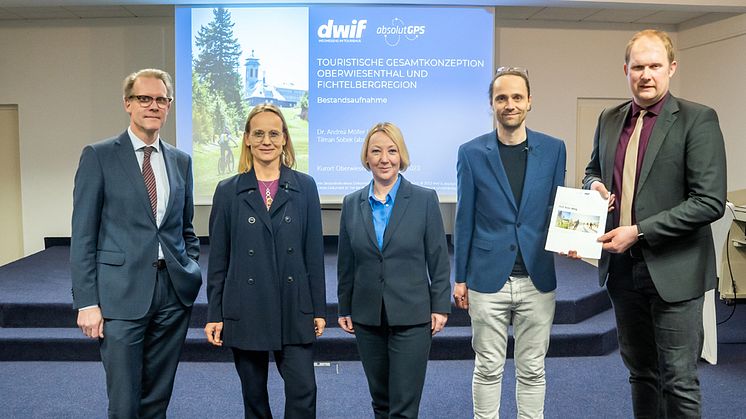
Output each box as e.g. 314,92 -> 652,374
71,68 -> 202,418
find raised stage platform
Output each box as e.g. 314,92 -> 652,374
0,240 -> 616,361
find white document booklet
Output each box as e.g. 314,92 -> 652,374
545,186 -> 609,259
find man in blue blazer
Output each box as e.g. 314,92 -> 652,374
454,67 -> 566,418
71,69 -> 202,418
583,30 -> 726,418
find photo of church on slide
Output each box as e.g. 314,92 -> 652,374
190,7 -> 309,198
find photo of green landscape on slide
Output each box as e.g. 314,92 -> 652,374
190,7 -> 309,199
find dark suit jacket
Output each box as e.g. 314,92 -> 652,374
455,129 -> 566,293
337,176 -> 451,326
70,131 -> 201,319
583,94 -> 727,302
207,166 -> 326,351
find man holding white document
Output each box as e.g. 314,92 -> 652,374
454,66 -> 566,418
582,29 -> 726,418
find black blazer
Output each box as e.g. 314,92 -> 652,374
207,166 -> 326,350
337,176 -> 451,326
583,94 -> 727,302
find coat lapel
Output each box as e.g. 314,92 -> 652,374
358,187 -> 380,251
238,171 -> 272,233
160,140 -> 179,219
484,132 -> 518,210
381,176 -> 411,252
637,96 -> 678,193
268,165 -> 293,219
603,103 -> 630,190
114,132 -> 157,225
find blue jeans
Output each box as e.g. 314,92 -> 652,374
608,254 -> 704,419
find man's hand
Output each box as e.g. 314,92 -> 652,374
590,181 -> 616,213
598,225 -> 639,254
77,306 -> 104,339
338,316 -> 355,334
431,313 -> 448,336
204,322 -> 224,346
314,318 -> 326,337
559,250 -> 582,260
453,283 -> 469,310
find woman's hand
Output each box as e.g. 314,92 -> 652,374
338,316 -> 355,334
314,318 -> 326,337
559,250 -> 582,260
204,322 -> 224,346
431,313 -> 448,336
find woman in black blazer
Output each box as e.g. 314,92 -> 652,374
205,104 -> 326,419
337,122 -> 451,418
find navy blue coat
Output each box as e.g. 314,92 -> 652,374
207,166 -> 326,351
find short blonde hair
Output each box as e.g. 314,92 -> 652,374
360,122 -> 410,172
625,29 -> 675,64
122,68 -> 173,99
237,103 -> 296,173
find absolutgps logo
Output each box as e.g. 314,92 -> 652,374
317,19 -> 367,43
377,18 -> 426,46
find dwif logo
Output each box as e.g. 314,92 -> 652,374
377,18 -> 426,46
317,19 -> 367,43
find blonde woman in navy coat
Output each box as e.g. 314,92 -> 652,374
205,104 -> 326,419
337,122 -> 451,419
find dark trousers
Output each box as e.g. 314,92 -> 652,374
232,344 -> 317,419
607,253 -> 704,419
354,311 -> 432,419
100,267 -> 191,419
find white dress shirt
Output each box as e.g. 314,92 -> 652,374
78,129 -> 172,312
128,127 -> 170,259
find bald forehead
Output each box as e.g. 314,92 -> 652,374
626,33 -> 675,64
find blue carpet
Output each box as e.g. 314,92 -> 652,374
1,344 -> 744,418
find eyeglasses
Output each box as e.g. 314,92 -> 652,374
128,95 -> 173,109
495,66 -> 529,77
249,130 -> 284,143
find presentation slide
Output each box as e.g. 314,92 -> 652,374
175,5 -> 494,204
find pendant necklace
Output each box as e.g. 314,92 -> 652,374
258,179 -> 278,210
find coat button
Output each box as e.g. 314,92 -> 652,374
287,247 -> 294,254
287,276 -> 294,283
248,216 -> 256,224
284,216 -> 292,223
247,278 -> 254,285
510,244 -> 516,251
517,222 -> 522,228
248,249 -> 255,256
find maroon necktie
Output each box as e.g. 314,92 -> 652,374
142,146 -> 157,218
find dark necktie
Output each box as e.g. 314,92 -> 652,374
142,146 -> 157,218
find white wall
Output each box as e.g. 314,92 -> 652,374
678,13 -> 746,194
1,14 -> 742,257
0,18 -> 175,255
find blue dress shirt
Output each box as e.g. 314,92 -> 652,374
368,175 -> 402,250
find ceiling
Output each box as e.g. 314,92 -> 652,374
0,1 -> 743,28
